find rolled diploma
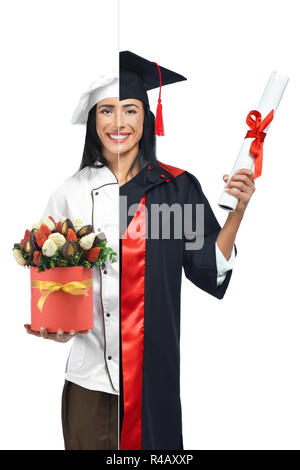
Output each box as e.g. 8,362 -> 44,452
218,71 -> 289,211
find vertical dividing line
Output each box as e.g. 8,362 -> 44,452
117,0 -> 120,452
118,0 -> 120,184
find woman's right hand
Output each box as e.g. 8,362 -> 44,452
24,324 -> 90,343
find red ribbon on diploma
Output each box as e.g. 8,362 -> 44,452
245,109 -> 274,179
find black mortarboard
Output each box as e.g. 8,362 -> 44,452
120,50 -> 187,135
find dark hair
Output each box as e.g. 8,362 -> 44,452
79,102 -> 157,177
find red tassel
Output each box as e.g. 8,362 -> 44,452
152,61 -> 165,136
155,98 -> 164,136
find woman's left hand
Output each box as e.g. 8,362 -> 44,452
223,168 -> 256,217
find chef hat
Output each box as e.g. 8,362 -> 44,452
72,51 -> 187,135
120,50 -> 187,136
71,73 -> 118,125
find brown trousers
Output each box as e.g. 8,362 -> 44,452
61,380 -> 118,450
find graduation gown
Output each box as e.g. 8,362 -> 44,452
119,160 -> 237,450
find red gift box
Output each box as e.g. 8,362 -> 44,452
30,266 -> 94,332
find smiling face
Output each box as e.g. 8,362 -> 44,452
95,97 -> 144,163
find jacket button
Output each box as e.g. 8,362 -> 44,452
95,191 -> 99,196
106,313 -> 110,317
147,172 -> 158,184
104,270 -> 107,274
108,356 -> 112,360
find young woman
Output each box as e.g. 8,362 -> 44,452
25,50 -> 256,451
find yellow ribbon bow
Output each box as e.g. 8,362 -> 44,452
31,278 -> 93,312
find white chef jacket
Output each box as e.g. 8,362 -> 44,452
42,163 -> 235,395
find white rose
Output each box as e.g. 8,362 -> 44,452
48,232 -> 66,249
38,216 -> 55,232
79,232 -> 96,250
13,249 -> 27,266
74,218 -> 84,233
42,238 -> 57,257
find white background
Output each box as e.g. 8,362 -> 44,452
1,0 -> 299,450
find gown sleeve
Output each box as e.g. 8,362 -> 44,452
182,172 -> 237,299
216,241 -> 236,286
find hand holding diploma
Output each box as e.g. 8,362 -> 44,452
223,168 -> 256,216
216,168 -> 256,260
